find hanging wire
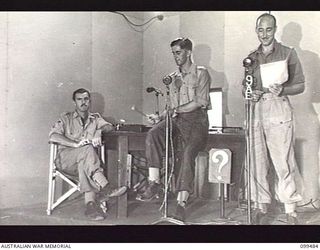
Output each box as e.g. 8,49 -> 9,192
113,11 -> 164,27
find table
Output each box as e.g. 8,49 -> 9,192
103,130 -> 245,219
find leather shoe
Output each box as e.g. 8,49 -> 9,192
136,181 -> 162,202
287,214 -> 299,225
251,209 -> 269,225
85,201 -> 105,221
173,204 -> 186,222
100,185 -> 128,202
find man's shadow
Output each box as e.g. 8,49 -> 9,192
192,44 -> 234,201
91,92 -> 119,186
281,22 -> 320,202
193,44 -> 229,127
91,92 -> 116,125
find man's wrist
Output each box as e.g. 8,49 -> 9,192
279,86 -> 284,96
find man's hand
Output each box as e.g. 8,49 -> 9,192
251,90 -> 264,102
75,139 -> 91,148
269,84 -> 283,96
147,114 -> 161,125
91,137 -> 102,147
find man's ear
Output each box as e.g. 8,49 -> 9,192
187,50 -> 192,58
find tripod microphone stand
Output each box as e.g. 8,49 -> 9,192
152,80 -> 184,225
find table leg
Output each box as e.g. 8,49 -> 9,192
117,135 -> 128,218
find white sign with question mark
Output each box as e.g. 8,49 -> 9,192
208,148 -> 232,183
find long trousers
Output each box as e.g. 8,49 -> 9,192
55,145 -> 105,193
249,93 -> 302,212
145,109 -> 208,193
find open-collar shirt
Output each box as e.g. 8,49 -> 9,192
169,63 -> 211,110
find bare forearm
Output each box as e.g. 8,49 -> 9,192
281,82 -> 305,96
49,133 -> 78,147
176,101 -> 202,113
101,124 -> 115,133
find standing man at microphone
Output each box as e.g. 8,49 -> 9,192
244,13 -> 305,225
137,37 -> 211,222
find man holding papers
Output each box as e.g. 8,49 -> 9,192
244,13 -> 305,225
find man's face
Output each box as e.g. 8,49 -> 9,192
171,45 -> 190,67
74,92 -> 90,113
256,16 -> 277,47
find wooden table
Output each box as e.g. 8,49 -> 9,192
103,130 -> 245,219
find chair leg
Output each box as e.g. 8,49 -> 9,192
47,144 -> 56,215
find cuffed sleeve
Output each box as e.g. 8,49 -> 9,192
193,68 -> 211,108
49,114 -> 66,137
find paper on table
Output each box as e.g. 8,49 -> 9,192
260,49 -> 292,88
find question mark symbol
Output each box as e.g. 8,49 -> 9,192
211,150 -> 229,181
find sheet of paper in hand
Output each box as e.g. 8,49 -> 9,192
260,59 -> 288,88
260,48 -> 292,89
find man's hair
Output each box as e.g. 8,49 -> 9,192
256,13 -> 277,28
170,37 -> 193,51
72,88 -> 90,101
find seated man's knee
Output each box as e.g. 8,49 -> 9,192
182,145 -> 199,160
146,127 -> 161,144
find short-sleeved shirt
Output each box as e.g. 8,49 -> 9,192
247,40 -> 305,92
49,111 -> 112,142
169,63 -> 211,110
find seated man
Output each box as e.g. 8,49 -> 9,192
49,88 -> 127,221
137,38 -> 211,222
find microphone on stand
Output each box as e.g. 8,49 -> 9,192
146,87 -> 164,96
243,57 -> 254,70
243,57 -> 255,100
242,56 -> 255,225
162,74 -> 173,85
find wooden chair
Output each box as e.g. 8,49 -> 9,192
46,142 -> 106,215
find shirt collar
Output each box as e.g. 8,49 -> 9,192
72,111 -> 95,119
256,39 -> 280,55
176,63 -> 197,77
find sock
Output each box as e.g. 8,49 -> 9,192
287,212 -> 297,217
177,191 -> 189,207
284,203 -> 296,214
149,167 -> 160,183
85,191 -> 96,204
92,172 -> 109,189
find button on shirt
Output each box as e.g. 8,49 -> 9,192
169,63 -> 211,110
248,40 -> 305,92
49,111 -> 112,143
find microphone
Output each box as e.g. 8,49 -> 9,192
243,57 -> 254,72
243,57 -> 255,100
146,87 -> 163,96
162,75 -> 173,85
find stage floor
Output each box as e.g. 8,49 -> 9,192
1,191 -> 320,225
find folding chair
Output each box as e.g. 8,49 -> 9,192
46,142 -> 105,215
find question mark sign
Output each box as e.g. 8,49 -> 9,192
211,150 -> 229,181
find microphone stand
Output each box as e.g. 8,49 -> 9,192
243,58 -> 254,225
152,84 -> 184,225
245,97 -> 252,225
155,92 -> 160,115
